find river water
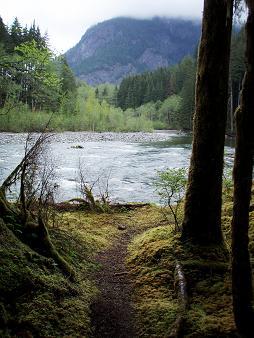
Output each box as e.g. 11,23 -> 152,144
0,131 -> 235,203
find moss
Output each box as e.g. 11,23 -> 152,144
1,199 -> 253,337
127,225 -> 179,337
0,216 -> 99,337
0,207 -> 128,337
126,196 -> 248,337
0,205 -> 165,337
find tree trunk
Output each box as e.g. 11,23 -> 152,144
230,80 -> 234,134
181,0 -> 233,245
231,2 -> 254,335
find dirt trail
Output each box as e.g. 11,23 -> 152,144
90,227 -> 137,338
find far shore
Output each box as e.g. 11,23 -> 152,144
0,130 -> 187,144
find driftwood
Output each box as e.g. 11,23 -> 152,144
169,261 -> 188,338
111,203 -> 150,210
52,200 -> 150,212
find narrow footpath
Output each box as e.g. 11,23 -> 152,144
90,227 -> 137,338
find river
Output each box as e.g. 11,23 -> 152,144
0,131 -> 235,203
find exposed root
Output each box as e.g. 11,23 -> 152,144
169,261 -> 188,338
37,215 -> 75,280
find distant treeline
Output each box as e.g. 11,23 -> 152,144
116,57 -> 196,129
114,27 -> 245,132
0,16 -> 245,133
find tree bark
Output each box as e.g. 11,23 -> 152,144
231,2 -> 254,335
182,0 -> 233,245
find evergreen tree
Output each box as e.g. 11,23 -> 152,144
59,56 -> 77,114
0,17 -> 9,49
179,58 -> 196,130
9,17 -> 23,50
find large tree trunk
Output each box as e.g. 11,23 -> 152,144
181,0 -> 233,245
231,2 -> 254,335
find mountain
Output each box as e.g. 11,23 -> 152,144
66,17 -> 201,85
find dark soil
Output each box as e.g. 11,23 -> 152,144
90,228 -> 137,338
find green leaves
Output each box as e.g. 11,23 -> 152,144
155,168 -> 187,202
154,168 -> 187,230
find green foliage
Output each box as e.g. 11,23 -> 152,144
0,16 -> 76,114
178,57 -> 196,129
0,16 -> 199,132
116,55 -> 196,130
15,40 -> 61,111
95,83 -> 118,106
158,95 -> 182,128
117,68 -> 171,110
230,28 -> 245,83
154,168 -> 187,230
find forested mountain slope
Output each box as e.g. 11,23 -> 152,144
65,17 -> 201,84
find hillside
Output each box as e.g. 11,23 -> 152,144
65,17 -> 200,84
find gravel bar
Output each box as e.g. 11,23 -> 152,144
0,130 -> 181,144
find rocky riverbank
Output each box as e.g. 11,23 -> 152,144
0,130 -> 182,144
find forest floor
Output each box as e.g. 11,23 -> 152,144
1,196 -> 254,337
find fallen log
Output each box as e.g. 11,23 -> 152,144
169,261 -> 188,338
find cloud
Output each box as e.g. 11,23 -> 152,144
1,0 -> 203,52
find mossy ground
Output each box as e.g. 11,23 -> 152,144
0,208 -> 124,337
126,189 -> 254,337
1,190 -> 254,337
0,204 -> 164,337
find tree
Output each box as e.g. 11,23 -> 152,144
154,168 -> 187,231
228,28 -> 245,133
159,95 -> 182,128
0,46 -> 22,110
15,40 -> 61,111
181,0 -> 234,244
231,0 -> 254,335
179,57 -> 196,130
9,17 -> 23,51
59,56 -> 77,114
0,17 -> 9,49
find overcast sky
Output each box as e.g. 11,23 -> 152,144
1,0 -> 203,53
